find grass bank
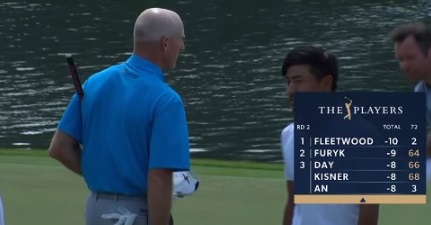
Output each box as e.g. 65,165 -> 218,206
0,149 -> 430,225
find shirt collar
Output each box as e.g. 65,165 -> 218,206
125,54 -> 165,81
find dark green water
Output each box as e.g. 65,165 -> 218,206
0,0 -> 429,161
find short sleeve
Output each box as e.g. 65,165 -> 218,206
281,124 -> 294,181
149,92 -> 190,171
58,93 -> 83,143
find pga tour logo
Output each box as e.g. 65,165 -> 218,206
317,97 -> 404,120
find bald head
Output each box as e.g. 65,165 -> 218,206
133,8 -> 184,43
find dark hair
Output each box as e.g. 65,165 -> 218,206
281,46 -> 338,91
389,22 -> 431,55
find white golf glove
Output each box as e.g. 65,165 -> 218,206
173,170 -> 200,199
101,206 -> 138,225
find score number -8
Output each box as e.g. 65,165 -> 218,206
388,185 -> 418,193
387,161 -> 420,169
387,172 -> 420,180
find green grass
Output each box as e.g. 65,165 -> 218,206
0,149 -> 430,225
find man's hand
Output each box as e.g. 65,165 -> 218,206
148,169 -> 173,225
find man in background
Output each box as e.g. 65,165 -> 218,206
281,46 -> 380,225
390,22 -> 431,183
49,8 -> 190,225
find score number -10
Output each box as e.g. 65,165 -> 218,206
387,137 -> 418,145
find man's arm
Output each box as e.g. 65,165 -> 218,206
357,204 -> 379,225
48,130 -> 82,175
282,181 -> 295,225
148,169 -> 173,225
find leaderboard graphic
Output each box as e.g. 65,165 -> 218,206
294,92 -> 426,204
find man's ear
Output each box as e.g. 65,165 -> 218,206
160,36 -> 168,52
322,75 -> 333,91
427,47 -> 431,61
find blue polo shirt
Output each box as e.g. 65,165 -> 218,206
58,54 -> 190,195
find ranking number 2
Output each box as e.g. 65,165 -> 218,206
299,149 -> 305,169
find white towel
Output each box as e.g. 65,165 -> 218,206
101,206 -> 137,225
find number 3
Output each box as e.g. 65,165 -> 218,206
412,185 -> 417,193
300,161 -> 305,169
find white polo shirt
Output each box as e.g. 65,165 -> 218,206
414,81 -> 431,183
0,192 -> 4,225
281,123 -> 359,225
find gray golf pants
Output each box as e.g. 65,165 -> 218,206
85,192 -> 174,225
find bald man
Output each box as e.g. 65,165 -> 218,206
49,8 -> 190,225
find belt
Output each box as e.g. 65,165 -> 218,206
91,191 -> 147,201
